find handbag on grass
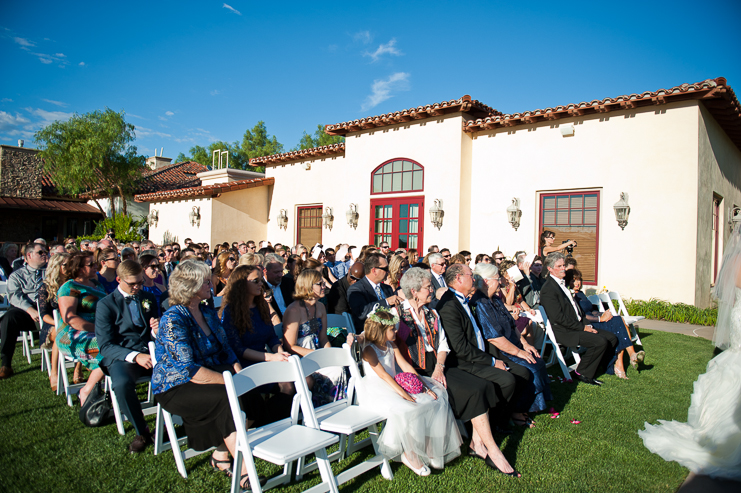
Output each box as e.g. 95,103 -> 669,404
78,381 -> 113,427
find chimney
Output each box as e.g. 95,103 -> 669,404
146,153 -> 173,170
18,140 -> 24,147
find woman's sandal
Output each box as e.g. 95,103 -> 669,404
630,351 -> 645,371
210,455 -> 232,476
614,367 -> 629,380
240,473 -> 268,490
511,415 -> 536,429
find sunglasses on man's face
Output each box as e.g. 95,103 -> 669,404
158,253 -> 166,258
443,254 -> 451,259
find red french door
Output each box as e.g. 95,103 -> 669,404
369,196 -> 424,251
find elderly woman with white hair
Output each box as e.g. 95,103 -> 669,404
471,263 -> 552,424
152,260 -> 259,490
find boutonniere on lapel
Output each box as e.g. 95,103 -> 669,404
200,299 -> 208,305
141,299 -> 152,312
471,304 -> 477,317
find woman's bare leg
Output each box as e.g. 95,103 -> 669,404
78,368 -> 104,406
470,412 -> 517,475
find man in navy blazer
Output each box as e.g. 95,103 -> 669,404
347,253 -> 397,334
95,260 -> 159,452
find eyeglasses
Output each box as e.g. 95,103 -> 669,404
434,262 -> 446,267
494,257 -> 505,261
442,254 -> 451,259
83,262 -> 94,267
380,245 -> 389,249
34,250 -> 49,257
374,266 -> 389,272
228,257 -> 236,262
165,249 -> 173,253
104,257 -> 118,262
122,279 -> 144,287
313,282 -> 325,287
173,248 -> 180,252
349,275 -> 361,281
158,253 -> 166,258
147,264 -> 159,270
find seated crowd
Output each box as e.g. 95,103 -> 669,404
0,230 -> 645,486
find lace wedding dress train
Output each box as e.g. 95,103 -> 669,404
638,288 -> 741,480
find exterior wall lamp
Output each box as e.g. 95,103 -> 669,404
189,206 -> 201,227
429,199 -> 444,230
147,209 -> 159,227
507,198 -> 522,231
346,203 -> 359,229
322,207 -> 334,230
277,209 -> 288,230
613,192 -> 630,230
729,206 -> 741,232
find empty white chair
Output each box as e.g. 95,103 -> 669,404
326,313 -> 355,334
224,356 -> 340,493
538,305 -> 581,380
587,294 -> 604,313
54,309 -> 85,407
608,291 -> 644,345
598,293 -> 618,316
294,345 -> 393,484
149,341 -> 215,478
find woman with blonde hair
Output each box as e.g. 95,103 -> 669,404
237,252 -> 264,267
39,252 -> 70,390
386,255 -> 409,293
212,250 -> 236,297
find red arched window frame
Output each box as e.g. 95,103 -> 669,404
370,158 -> 424,195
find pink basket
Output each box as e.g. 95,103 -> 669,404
394,372 -> 425,394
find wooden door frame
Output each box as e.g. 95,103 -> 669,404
369,195 -> 425,251
295,204 -> 322,247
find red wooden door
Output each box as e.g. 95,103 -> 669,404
369,196 -> 424,251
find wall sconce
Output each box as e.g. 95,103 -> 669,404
322,207 -> 334,230
560,124 -> 575,137
506,198 -> 522,231
346,203 -> 359,229
147,209 -> 159,227
613,192 -> 630,230
277,209 -> 288,230
429,199 -> 444,230
188,206 -> 201,227
729,206 -> 741,232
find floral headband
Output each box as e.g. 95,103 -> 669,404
367,304 -> 399,326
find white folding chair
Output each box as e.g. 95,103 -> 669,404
224,356 -> 341,493
608,291 -> 644,346
538,305 -> 581,380
149,341 -> 215,478
54,309 -> 85,406
294,345 -> 393,484
35,298 -> 51,373
213,296 -> 223,308
326,313 -> 355,335
105,372 -> 156,436
587,295 -> 604,313
598,293 -> 618,316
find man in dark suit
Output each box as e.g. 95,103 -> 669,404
95,260 -> 159,452
264,253 -> 294,320
436,263 -> 532,426
327,262 -> 364,315
347,253 -> 397,333
539,252 -> 617,386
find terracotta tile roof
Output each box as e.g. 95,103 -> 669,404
325,95 -> 499,136
463,77 -> 741,150
249,144 -> 345,166
0,196 -> 104,215
81,160 -> 208,198
134,176 -> 274,203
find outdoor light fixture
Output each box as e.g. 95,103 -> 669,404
613,192 -> 630,230
322,207 -> 334,230
560,124 -> 575,137
507,198 -> 522,231
189,206 -> 201,227
429,199 -> 444,230
277,209 -> 288,230
147,209 -> 159,227
346,203 -> 359,229
729,206 -> 741,232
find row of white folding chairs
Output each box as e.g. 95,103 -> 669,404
587,291 -> 644,346
53,309 -> 86,407
537,305 -> 582,380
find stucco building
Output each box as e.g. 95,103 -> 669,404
137,77 -> 741,307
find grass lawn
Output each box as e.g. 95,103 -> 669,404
0,329 -> 715,493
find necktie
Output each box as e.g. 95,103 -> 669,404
374,284 -> 384,301
126,296 -> 145,327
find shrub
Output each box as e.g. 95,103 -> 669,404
77,213 -> 147,244
624,298 -> 717,326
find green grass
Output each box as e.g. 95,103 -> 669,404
0,329 -> 714,493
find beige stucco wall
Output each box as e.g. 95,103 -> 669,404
211,186 -> 269,246
266,114 -> 469,251
469,100 -> 702,304
696,103 -> 741,306
146,197 -> 213,245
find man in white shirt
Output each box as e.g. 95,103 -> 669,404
264,253 -> 293,319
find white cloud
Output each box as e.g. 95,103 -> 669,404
222,3 -> 242,15
210,89 -> 221,96
364,38 -> 402,62
158,116 -> 167,121
135,126 -> 172,138
13,37 -> 34,48
361,72 -> 410,111
42,98 -> 68,107
78,61 -> 85,66
127,113 -> 147,120
26,108 -> 74,126
165,111 -> 174,116
1,98 -> 13,103
353,31 -> 372,44
0,111 -> 31,132
39,57 -> 53,64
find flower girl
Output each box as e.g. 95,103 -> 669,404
357,307 -> 462,476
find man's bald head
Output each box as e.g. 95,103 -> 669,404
348,262 -> 365,285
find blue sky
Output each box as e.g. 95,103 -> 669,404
1,0 -> 740,161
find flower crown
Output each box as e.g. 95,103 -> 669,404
367,305 -> 399,326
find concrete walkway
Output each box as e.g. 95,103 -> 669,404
633,319 -> 739,492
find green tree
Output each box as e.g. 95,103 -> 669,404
174,152 -> 188,163
293,124 -> 345,151
186,141 -> 245,169
238,121 -> 283,171
34,108 -> 146,215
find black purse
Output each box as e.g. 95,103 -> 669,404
78,381 -> 113,427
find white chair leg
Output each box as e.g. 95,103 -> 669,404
164,411 -> 188,478
314,449 -> 340,493
108,379 -> 126,435
368,423 -> 393,480
22,332 -> 32,364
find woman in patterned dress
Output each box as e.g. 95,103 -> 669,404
56,251 -> 107,405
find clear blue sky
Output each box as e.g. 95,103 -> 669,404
2,0 -> 740,161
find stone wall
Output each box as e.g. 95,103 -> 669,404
0,145 -> 43,199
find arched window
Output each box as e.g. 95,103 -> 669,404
371,158 -> 424,195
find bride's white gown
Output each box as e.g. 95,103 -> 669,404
356,342 -> 462,466
638,288 -> 741,480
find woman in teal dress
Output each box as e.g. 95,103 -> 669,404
56,251 -> 107,406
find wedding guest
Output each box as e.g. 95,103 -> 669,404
347,253 -> 397,333
327,263 -> 364,316
0,242 -> 47,379
540,230 -> 576,257
386,255 -> 409,294
95,260 -> 159,452
140,254 -> 167,316
151,260 -> 257,490
212,251 -> 236,297
565,257 -> 578,270
56,251 -> 107,404
472,263 -> 552,418
96,247 -> 120,294
475,254 -> 492,265
39,252 -> 69,390
492,251 -> 505,266
120,247 -> 137,262
263,253 -> 294,320
539,253 -> 617,386
566,269 -> 644,378
1,243 -> 18,275
220,265 -> 292,426
407,248 -> 418,265
497,260 -> 536,337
